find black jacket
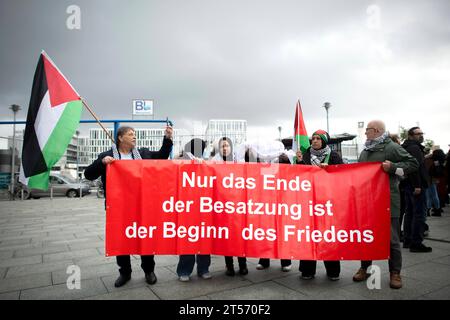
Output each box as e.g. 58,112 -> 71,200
301,148 -> 344,165
401,139 -> 429,188
84,137 -> 173,198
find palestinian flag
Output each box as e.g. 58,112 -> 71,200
292,99 -> 310,158
19,51 -> 82,190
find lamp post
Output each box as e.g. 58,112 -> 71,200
323,102 -> 331,133
9,104 -> 21,200
278,126 -> 282,141
76,130 -> 80,182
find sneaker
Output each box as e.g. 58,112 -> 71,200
256,264 -> 268,270
281,265 -> 292,272
389,272 -> 402,289
178,275 -> 190,282
199,272 -> 212,280
328,276 -> 340,281
410,244 -> 432,253
300,274 -> 314,280
352,268 -> 369,282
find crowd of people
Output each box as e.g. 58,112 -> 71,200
84,120 -> 449,290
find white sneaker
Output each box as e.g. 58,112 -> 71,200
256,264 -> 267,270
281,265 -> 292,272
178,275 -> 190,282
199,272 -> 212,280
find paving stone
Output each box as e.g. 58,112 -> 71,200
85,286 -> 159,300
14,245 -> 68,258
149,272 -> 252,300
6,259 -> 74,279
0,272 -> 52,293
0,291 -> 20,300
208,281 -> 308,300
0,255 -> 42,268
43,248 -> 99,263
20,278 -> 108,300
418,285 -> 450,300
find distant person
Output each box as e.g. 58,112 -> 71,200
430,148 -> 447,215
352,120 -> 418,289
84,125 -> 173,288
176,138 -> 212,282
401,127 -> 433,252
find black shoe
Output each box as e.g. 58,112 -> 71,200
145,272 -> 157,285
114,274 -> 131,287
225,267 -> 235,276
403,242 -> 410,248
431,210 -> 442,217
239,267 -> 248,275
410,244 -> 432,253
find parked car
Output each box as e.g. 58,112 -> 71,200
27,174 -> 91,199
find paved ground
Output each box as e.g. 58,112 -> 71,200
0,195 -> 449,300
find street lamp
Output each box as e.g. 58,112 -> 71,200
9,104 -> 21,200
323,102 -> 331,133
76,130 -> 80,182
278,126 -> 282,141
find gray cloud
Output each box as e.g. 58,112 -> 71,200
1,0 -> 449,147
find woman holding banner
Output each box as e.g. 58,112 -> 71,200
297,129 -> 343,281
176,138 -> 213,282
212,137 -> 249,276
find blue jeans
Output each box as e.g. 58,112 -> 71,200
177,255 -> 211,277
426,183 -> 440,209
404,185 -> 427,246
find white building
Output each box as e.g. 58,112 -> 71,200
205,119 -> 247,154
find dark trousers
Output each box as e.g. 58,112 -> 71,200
361,217 -> 402,273
225,256 -> 247,268
258,258 -> 291,268
404,185 -> 427,246
116,255 -> 155,275
299,260 -> 340,278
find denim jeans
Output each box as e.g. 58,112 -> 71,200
177,254 -> 211,277
426,183 -> 440,209
404,185 -> 427,246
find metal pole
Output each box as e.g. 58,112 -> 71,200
9,104 -> 21,200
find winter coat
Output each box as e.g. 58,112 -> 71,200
359,137 -> 418,217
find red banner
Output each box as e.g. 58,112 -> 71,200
106,160 -> 391,260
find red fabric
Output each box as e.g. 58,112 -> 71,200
294,100 -> 308,136
42,53 -> 79,107
106,161 -> 391,260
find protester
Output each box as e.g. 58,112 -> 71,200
84,125 -> 173,287
176,138 -> 212,282
250,152 -> 292,272
352,120 -> 418,289
211,137 -> 248,276
401,127 -> 433,252
430,148 -> 447,215
425,147 -> 441,216
296,130 -> 342,281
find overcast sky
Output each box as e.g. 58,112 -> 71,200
0,0 -> 449,148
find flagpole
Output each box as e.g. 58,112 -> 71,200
80,98 -> 115,144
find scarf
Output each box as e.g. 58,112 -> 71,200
111,144 -> 142,160
364,132 -> 389,151
310,145 -> 331,166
